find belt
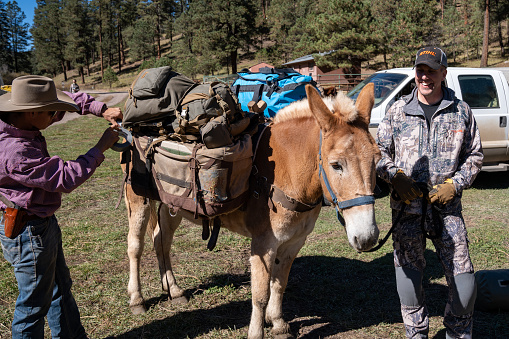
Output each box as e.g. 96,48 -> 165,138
24,214 -> 43,223
1,210 -> 45,223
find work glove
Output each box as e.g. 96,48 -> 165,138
428,178 -> 456,205
391,170 -> 423,204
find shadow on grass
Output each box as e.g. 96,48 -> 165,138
101,249 -> 509,338
472,170 -> 509,189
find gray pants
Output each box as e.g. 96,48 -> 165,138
392,209 -> 476,339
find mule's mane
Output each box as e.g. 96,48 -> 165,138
272,90 -> 358,124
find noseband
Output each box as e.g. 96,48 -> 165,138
318,130 -> 375,226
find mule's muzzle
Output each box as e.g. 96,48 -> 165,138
343,205 -> 379,252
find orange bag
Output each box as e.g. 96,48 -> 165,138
4,207 -> 27,239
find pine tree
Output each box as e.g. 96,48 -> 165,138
441,0 -> 468,64
297,0 -> 378,73
103,66 -> 118,88
493,0 -> 509,56
31,0 -> 67,78
179,0 -> 258,74
125,17 -> 156,61
461,1 -> 484,61
481,0 -> 490,67
5,1 -> 31,73
91,0 -> 118,78
143,0 -> 178,59
62,0 -> 92,83
0,1 -> 10,69
381,0 -> 439,68
265,0 -> 314,63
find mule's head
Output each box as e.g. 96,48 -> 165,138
306,84 -> 381,252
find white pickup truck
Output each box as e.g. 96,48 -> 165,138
347,67 -> 509,171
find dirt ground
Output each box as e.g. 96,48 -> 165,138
52,90 -> 128,126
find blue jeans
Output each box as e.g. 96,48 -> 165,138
0,215 -> 87,339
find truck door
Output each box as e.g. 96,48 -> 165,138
455,73 -> 509,164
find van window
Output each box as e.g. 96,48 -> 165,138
347,73 -> 408,107
383,79 -> 417,113
458,75 -> 499,108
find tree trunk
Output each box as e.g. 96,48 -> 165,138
506,18 -> 509,49
121,37 -> 126,65
61,60 -> 67,81
498,19 -> 504,56
80,66 -> 85,84
495,0 -> 504,56
156,10 -> 161,59
230,50 -> 238,74
480,0 -> 490,67
99,21 -> 104,79
13,49 -> 17,73
117,17 -> 122,73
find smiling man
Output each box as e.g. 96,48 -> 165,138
375,47 -> 484,338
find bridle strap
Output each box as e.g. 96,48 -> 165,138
318,130 -> 375,226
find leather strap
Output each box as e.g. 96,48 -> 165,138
268,184 -> 321,213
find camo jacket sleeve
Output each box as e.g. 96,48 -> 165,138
449,101 -> 483,193
375,100 -> 402,183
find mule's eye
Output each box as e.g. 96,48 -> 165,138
331,162 -> 343,172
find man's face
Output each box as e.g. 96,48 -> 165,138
29,111 -> 56,130
415,64 -> 447,104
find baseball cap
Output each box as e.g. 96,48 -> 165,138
414,47 -> 448,69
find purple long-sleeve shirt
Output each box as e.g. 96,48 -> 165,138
0,92 -> 107,217
55,91 -> 107,119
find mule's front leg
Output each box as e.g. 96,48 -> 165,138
248,236 -> 277,339
265,237 -> 308,338
154,204 -> 186,302
126,186 -> 157,314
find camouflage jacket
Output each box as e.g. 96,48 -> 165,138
376,86 -> 483,214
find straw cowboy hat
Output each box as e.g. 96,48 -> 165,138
0,75 -> 79,112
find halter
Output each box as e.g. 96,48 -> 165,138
318,130 -> 375,226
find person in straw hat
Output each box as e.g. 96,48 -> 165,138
0,75 -> 119,338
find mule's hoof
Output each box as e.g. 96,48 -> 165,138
130,304 -> 147,315
171,295 -> 189,304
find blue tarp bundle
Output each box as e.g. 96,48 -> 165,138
232,67 -> 318,118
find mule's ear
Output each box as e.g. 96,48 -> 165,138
306,84 -> 335,132
355,83 -> 374,127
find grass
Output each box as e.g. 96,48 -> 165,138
0,115 -> 508,338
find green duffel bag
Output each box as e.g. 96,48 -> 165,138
123,66 -> 197,126
475,269 -> 509,312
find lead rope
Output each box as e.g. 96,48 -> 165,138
365,194 -> 405,252
366,184 -> 443,252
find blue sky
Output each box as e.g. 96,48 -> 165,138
18,0 -> 36,27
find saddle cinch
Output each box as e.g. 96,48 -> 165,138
119,66 -> 270,250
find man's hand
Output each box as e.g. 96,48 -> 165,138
391,170 -> 423,204
94,126 -> 120,153
428,178 -> 456,205
102,107 -> 123,127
